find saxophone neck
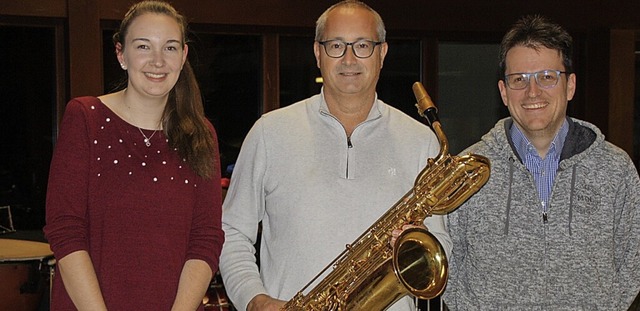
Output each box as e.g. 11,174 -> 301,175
412,81 -> 449,160
431,121 -> 449,161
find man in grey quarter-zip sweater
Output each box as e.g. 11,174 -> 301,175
218,1 -> 451,311
444,15 -> 640,310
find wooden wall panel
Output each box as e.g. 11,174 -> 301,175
583,30 -> 611,144
609,29 -> 635,155
99,0 -> 332,26
2,0 -> 639,32
93,0 -> 640,32
0,0 -> 66,18
68,0 -> 103,98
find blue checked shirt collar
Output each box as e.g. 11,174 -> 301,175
510,119 -> 569,215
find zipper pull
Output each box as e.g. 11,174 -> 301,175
347,136 -> 353,148
542,212 -> 548,223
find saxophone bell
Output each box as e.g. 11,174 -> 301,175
393,228 -> 448,300
342,228 -> 447,311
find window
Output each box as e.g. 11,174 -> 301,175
377,39 -> 422,119
190,33 -> 262,176
279,35 -> 321,107
438,42 -> 508,154
0,25 -> 58,230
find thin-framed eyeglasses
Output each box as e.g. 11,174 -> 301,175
317,39 -> 382,58
504,70 -> 567,90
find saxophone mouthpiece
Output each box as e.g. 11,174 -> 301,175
412,82 -> 439,126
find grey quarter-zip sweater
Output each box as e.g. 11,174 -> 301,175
219,92 -> 452,311
444,117 -> 640,311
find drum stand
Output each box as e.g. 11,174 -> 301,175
0,205 -> 16,234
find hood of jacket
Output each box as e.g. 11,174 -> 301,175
467,116 -> 603,235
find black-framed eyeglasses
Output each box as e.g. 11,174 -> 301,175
504,70 -> 567,90
317,39 -> 382,58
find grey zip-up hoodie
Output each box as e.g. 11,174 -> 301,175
444,117 -> 640,310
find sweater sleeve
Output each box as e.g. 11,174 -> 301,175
442,209 -> 464,310
186,121 -> 224,274
424,215 -> 453,260
613,156 -> 640,310
44,99 -> 92,260
219,118 -> 269,311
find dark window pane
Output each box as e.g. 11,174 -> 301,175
0,26 -> 56,230
438,43 -> 508,154
280,35 -> 321,107
377,39 -> 421,120
190,33 -> 262,175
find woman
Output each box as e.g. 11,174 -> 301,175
44,1 -> 223,310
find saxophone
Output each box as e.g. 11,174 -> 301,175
281,82 -> 491,311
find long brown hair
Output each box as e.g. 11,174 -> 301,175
113,0 -> 218,178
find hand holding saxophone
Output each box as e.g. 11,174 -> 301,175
390,223 -> 427,246
248,294 -> 285,311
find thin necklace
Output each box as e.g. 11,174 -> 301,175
123,94 -> 161,147
138,127 -> 158,147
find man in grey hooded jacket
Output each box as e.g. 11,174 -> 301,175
444,15 -> 640,310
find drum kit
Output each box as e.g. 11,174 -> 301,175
0,205 -> 235,311
0,237 -> 54,311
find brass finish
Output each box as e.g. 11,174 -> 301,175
282,82 -> 491,311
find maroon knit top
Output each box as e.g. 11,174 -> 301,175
44,97 -> 223,310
